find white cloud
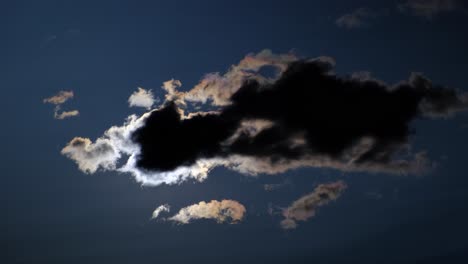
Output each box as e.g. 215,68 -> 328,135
61,137 -> 120,173
128,87 -> 157,109
151,204 -> 170,219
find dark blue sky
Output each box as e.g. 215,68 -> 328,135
2,0 -> 468,263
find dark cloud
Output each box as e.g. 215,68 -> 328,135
131,57 -> 468,175
62,51 -> 468,186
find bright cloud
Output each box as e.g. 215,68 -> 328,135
128,87 -> 157,109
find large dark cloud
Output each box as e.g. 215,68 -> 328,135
131,58 -> 468,174
62,51 -> 468,185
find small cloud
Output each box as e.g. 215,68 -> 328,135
61,137 -> 120,174
168,200 -> 246,224
281,181 -> 347,230
398,0 -> 462,19
54,107 -> 79,120
336,8 -> 379,29
161,79 -> 183,103
43,90 -> 74,105
151,204 -> 170,219
128,87 -> 158,110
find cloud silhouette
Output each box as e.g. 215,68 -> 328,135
62,50 -> 468,186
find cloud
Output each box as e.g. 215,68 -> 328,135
44,90 -> 79,120
62,50 -> 468,186
61,137 -> 120,173
167,200 -> 246,224
128,87 -> 157,109
54,107 -> 79,120
336,8 -> 379,29
43,90 -> 74,105
169,50 -> 298,106
151,204 -> 170,219
281,181 -> 347,229
398,0 -> 463,19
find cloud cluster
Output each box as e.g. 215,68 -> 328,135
43,90 -> 79,120
62,50 -> 468,186
281,181 -> 347,229
128,87 -> 157,110
167,200 -> 246,224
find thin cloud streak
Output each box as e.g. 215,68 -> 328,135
398,0 -> 463,19
336,8 -> 379,29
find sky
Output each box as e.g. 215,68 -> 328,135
2,0 -> 468,263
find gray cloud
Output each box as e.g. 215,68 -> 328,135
336,8 -> 379,29
398,0 -> 462,19
281,181 -> 347,229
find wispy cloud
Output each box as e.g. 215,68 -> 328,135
151,204 -> 170,219
398,0 -> 463,19
43,90 -> 79,120
54,108 -> 79,120
43,90 -> 74,105
281,181 -> 347,229
336,8 -> 379,29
